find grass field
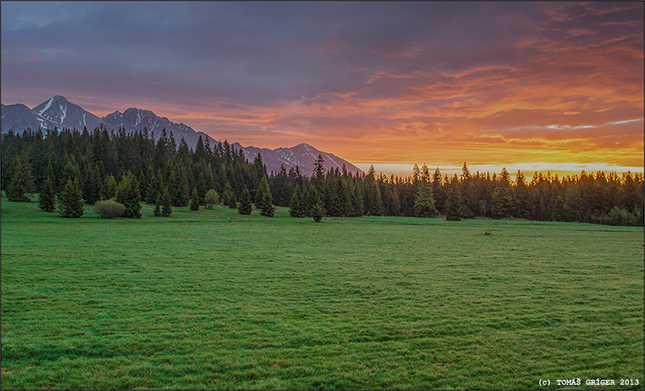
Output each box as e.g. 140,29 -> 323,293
2,194 -> 643,390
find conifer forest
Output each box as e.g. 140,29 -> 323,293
2,127 -> 643,226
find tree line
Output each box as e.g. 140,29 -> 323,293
2,126 -> 270,218
266,158 -> 643,226
2,127 -> 643,226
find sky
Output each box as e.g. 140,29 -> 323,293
2,1 -> 643,177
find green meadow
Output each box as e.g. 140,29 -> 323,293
1,195 -> 643,390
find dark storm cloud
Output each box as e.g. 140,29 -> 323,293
0,2 -> 544,106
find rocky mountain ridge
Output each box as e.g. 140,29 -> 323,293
1,95 -> 363,176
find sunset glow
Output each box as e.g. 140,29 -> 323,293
2,2 -> 643,176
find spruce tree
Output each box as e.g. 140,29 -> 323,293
366,180 -> 383,216
238,187 -> 253,215
311,197 -> 324,222
445,184 -> 463,221
222,181 -> 236,208
100,174 -> 117,200
82,164 -> 100,205
383,187 -> 401,216
169,165 -> 190,207
7,158 -> 29,202
58,178 -> 84,218
189,187 -> 200,211
414,182 -> 437,218
432,168 -> 446,214
38,176 -> 57,212
289,186 -> 305,217
256,176 -> 275,217
313,154 -> 326,182
349,182 -> 364,217
22,160 -> 37,194
551,194 -> 566,222
308,186 -> 324,222
154,194 -> 162,217
127,174 -> 142,219
311,204 -> 324,222
490,186 -> 515,219
161,188 -> 172,217
146,175 -> 161,204
44,162 -> 58,193
116,172 -> 142,218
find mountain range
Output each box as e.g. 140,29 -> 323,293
1,95 -> 363,176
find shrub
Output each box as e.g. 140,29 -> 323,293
94,200 -> 125,219
204,189 -> 219,209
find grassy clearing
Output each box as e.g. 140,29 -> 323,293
1,195 -> 643,389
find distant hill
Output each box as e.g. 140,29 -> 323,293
1,95 -> 363,177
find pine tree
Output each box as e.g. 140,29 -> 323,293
445,184 -> 463,221
38,176 -> 57,212
256,176 -> 275,217
189,187 -> 200,211
414,182 -> 437,218
238,187 -> 253,215
289,186 -> 305,217
58,178 -> 84,218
